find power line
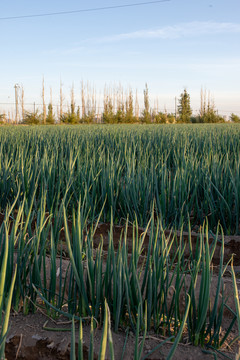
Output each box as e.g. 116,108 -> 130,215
0,1 -> 170,21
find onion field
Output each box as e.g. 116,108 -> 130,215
0,124 -> 239,233
0,124 -> 240,359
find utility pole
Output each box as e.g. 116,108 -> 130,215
14,84 -> 20,124
175,96 -> 177,123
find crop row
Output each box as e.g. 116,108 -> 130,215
0,123 -> 240,358
0,192 -> 239,358
0,124 -> 239,234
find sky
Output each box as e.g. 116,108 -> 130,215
0,0 -> 240,117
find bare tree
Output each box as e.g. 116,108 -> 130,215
200,87 -> 207,119
46,87 -> 55,124
71,83 -> 75,116
42,77 -> 46,124
81,80 -> 85,119
21,85 -> 25,122
60,80 -> 64,122
125,88 -> 134,123
135,89 -> 139,121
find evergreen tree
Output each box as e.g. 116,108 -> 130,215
103,96 -> 115,123
115,104 -> 125,123
46,103 -> 55,124
230,113 -> 240,123
178,89 -> 192,123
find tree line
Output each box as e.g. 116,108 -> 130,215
1,82 -> 239,124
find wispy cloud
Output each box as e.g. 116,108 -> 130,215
42,21 -> 240,56
91,21 -> 240,43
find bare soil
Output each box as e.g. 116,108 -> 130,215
5,312 -> 240,360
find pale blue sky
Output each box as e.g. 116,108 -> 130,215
0,0 -> 239,116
